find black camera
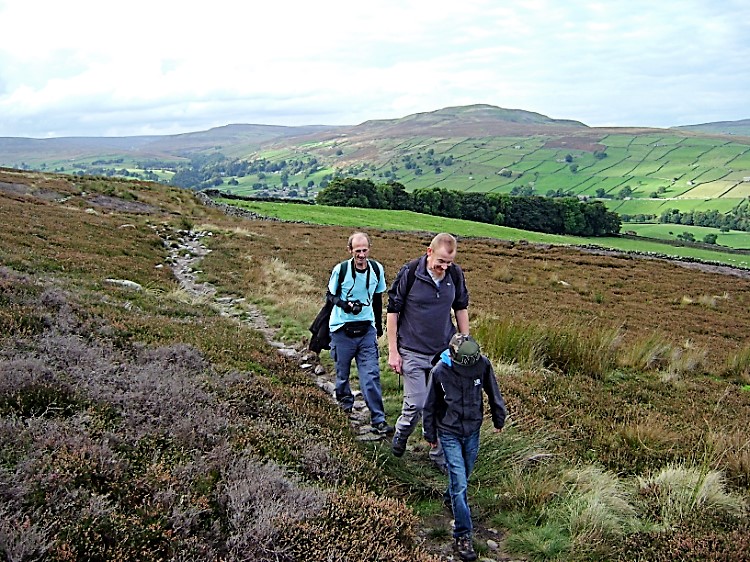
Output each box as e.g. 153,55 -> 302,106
349,300 -> 363,315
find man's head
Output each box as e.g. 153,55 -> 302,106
449,333 -> 481,366
348,232 -> 371,270
426,233 -> 457,279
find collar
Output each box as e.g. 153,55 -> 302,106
440,348 -> 452,366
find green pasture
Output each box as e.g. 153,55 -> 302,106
623,223 -> 750,249
728,181 -> 750,198
684,180 -> 736,198
605,197 -> 743,216
220,198 -> 575,244
220,199 -> 750,268
729,149 -> 750,167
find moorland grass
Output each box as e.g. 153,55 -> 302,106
223,199 -> 750,269
474,314 -> 621,379
2,169 -> 750,561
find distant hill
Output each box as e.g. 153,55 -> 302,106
673,119 -> 750,137
0,124 -> 334,165
2,105 -> 750,226
344,104 -> 588,137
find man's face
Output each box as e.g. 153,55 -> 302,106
426,245 -> 456,278
349,236 -> 370,269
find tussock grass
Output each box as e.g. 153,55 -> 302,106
474,424 -> 561,514
663,340 -> 709,378
492,263 -> 514,282
620,334 -> 708,377
722,344 -> 750,384
504,524 -> 569,561
556,466 -> 640,543
503,465 -> 642,559
706,429 -> 750,489
681,292 -> 729,309
620,333 -> 673,372
618,413 -> 680,454
636,465 -> 747,528
475,315 -> 621,379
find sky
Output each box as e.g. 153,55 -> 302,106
1,0 -> 748,138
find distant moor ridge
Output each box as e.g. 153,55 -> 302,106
1,105 -> 749,224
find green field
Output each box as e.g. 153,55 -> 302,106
622,223 -> 750,249
222,199 -> 750,269
7,124 -> 750,236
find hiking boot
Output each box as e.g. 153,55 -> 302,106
391,433 -> 408,457
454,536 -> 477,561
371,421 -> 395,435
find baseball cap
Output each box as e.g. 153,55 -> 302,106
449,334 -> 481,366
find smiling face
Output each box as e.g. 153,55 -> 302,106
426,244 -> 456,279
349,234 -> 371,270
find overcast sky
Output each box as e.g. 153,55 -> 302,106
1,0 -> 748,138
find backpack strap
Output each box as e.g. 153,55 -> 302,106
368,259 -> 381,281
334,258 -> 380,301
338,259 -> 379,286
336,259 -> 349,297
404,257 -> 460,298
404,258 -> 420,296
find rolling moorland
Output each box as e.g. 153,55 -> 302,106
1,167 -> 749,561
3,105 -> 750,233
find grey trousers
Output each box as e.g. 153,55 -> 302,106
395,348 -> 446,470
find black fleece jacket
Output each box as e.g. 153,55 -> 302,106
423,354 -> 506,443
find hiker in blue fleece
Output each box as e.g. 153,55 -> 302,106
423,334 -> 506,562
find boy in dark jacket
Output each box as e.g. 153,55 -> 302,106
423,334 -> 506,562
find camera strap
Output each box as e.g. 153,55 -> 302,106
343,258 -> 373,305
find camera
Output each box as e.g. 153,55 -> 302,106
349,300 -> 363,315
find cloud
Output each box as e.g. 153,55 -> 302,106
0,0 -> 748,137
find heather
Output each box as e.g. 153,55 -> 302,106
1,169 -> 749,561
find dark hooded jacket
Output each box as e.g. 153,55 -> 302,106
423,351 -> 506,443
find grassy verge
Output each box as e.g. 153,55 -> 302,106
221,199 -> 750,269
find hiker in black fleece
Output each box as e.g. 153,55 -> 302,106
423,334 -> 506,561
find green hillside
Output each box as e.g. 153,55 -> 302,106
3,105 -> 750,228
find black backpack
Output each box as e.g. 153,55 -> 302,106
308,259 -> 381,353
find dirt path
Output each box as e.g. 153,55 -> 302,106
167,227 -> 524,561
166,228 -> 384,440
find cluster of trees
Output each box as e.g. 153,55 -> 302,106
674,231 -> 719,245
316,178 -> 620,236
169,154 -> 325,190
659,205 -> 750,232
399,149 -> 455,176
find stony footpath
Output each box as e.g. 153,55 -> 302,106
163,226 -> 521,562
164,227 -> 385,442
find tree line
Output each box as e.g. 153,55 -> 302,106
657,204 -> 750,233
316,178 -> 621,236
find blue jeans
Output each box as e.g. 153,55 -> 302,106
439,429 -> 480,538
330,324 -> 386,424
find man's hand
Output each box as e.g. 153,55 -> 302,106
427,441 -> 438,448
388,350 -> 402,374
